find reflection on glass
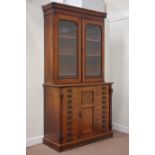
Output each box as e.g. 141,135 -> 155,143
86,25 -> 102,77
58,20 -> 77,78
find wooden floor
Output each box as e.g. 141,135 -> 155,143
27,131 -> 129,155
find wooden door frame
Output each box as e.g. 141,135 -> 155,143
53,14 -> 82,84
82,19 -> 105,83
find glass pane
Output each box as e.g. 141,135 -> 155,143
86,24 -> 102,77
58,20 -> 77,79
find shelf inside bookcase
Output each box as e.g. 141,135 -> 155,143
86,38 -> 101,42
86,73 -> 101,76
59,35 -> 100,42
59,73 -> 77,77
59,53 -> 76,56
59,53 -> 100,57
59,35 -> 76,40
87,54 -> 100,57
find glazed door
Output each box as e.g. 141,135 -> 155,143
82,19 -> 104,82
79,87 -> 98,136
54,15 -> 81,84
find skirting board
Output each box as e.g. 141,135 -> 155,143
26,136 -> 43,147
26,125 -> 128,147
112,123 -> 129,134
26,124 -> 128,147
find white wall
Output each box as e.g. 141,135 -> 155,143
26,2 -> 44,146
109,17 -> 129,133
50,0 -> 82,6
105,0 -> 129,11
82,0 -> 106,12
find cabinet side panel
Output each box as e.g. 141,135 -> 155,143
44,87 -> 60,142
44,14 -> 54,84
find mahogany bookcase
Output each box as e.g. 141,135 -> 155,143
42,2 -> 113,151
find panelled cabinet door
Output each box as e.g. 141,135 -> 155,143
82,19 -> 104,83
79,87 -> 98,137
54,15 -> 81,84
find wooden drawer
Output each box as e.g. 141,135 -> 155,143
96,85 -> 110,132
61,87 -> 80,143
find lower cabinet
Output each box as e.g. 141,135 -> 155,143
44,83 -> 113,151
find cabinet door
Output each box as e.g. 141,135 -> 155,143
79,87 -> 98,136
82,19 -> 104,82
54,15 -> 81,84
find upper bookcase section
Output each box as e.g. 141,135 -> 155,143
42,2 -> 106,84
42,2 -> 106,20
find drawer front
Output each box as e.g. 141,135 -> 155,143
96,85 -> 110,132
61,87 -> 80,143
